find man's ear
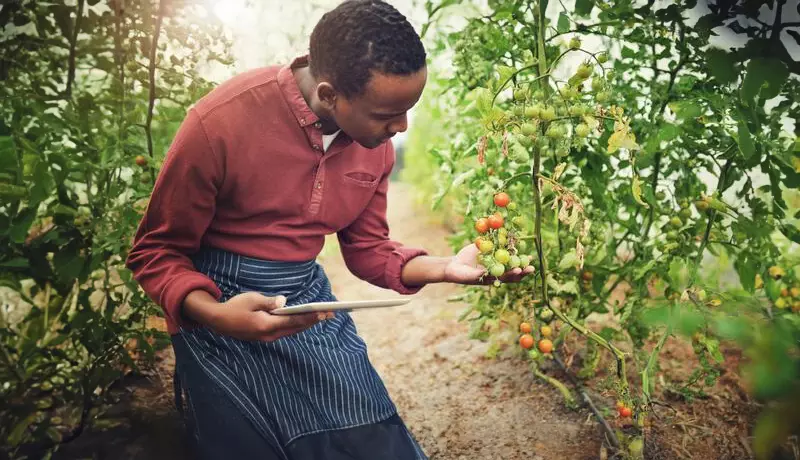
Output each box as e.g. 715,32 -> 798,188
316,82 -> 337,111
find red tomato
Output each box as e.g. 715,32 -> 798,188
494,192 -> 510,207
487,213 -> 504,229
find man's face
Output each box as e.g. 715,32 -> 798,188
331,67 -> 427,149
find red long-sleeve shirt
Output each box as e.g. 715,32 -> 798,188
126,56 -> 427,334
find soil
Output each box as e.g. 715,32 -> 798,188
51,182 -> 783,460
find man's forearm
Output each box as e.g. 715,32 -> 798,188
400,255 -> 450,287
183,290 -> 223,326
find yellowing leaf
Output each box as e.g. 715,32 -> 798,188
553,163 -> 567,181
632,175 -> 649,208
607,127 -> 640,153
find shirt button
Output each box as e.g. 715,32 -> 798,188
316,181 -> 323,189
300,117 -> 306,124
313,144 -> 321,151
313,121 -> 322,129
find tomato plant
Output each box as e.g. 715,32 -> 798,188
418,0 -> 800,457
0,1 -> 230,456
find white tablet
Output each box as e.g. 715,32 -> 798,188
270,299 -> 412,315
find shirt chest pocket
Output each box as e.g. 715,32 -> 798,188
342,170 -> 380,188
325,170 -> 383,229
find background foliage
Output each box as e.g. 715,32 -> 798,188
0,0 -> 231,457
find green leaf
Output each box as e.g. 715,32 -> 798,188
496,65 -> 515,88
705,48 -> 737,85
473,87 -> 493,116
669,101 -> 702,120
557,13 -> 570,34
736,117 -> 756,159
634,259 -> 657,280
0,258 -> 29,269
657,124 -> 679,142
734,254 -> 758,293
9,208 -> 36,243
575,0 -> 593,16
668,258 -> 689,291
675,306 -> 704,336
713,316 -> 751,342
558,250 -> 578,271
741,58 -> 788,104
8,412 -> 36,446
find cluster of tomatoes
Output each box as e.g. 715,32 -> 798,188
517,320 -> 555,359
762,265 -> 800,313
473,192 -> 535,286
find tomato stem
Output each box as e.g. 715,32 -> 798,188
531,363 -> 576,407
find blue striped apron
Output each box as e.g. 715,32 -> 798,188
172,247 -> 427,459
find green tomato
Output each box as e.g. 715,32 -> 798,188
591,78 -> 604,92
568,105 -> 582,117
669,216 -> 683,228
597,52 -> 608,64
512,216 -> 527,227
540,106 -> 556,121
575,123 -> 590,137
679,208 -> 691,219
655,191 -> 666,200
518,241 -> 528,253
514,88 -> 528,101
520,123 -> 538,136
508,255 -> 521,269
498,227 -> 508,237
546,124 -> 565,139
556,146 -> 570,158
525,105 -> 541,118
539,307 -> 554,322
490,264 -> 506,277
595,91 -> 610,103
528,349 -> 541,360
569,37 -> 581,49
532,90 -> 545,100
576,63 -> 593,79
507,202 -> 518,211
494,249 -> 511,264
479,239 -> 495,254
498,234 -> 508,246
513,106 -> 525,117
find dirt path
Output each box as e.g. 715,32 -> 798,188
55,181 -> 604,460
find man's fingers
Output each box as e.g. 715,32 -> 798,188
248,292 -> 287,312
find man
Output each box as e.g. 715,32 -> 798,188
126,1 -> 533,458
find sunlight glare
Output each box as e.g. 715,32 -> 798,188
212,0 -> 246,25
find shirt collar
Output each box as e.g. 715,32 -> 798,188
277,55 -> 321,128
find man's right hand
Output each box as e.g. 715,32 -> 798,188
183,290 -> 333,342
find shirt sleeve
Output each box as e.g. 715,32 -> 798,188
336,142 -> 429,295
125,108 -> 223,329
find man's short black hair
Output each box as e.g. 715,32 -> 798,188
309,0 -> 426,97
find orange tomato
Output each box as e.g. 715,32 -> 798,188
475,218 -> 489,234
519,322 -> 532,334
519,334 -> 534,349
538,338 -> 553,354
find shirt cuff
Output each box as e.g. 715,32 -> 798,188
385,246 -> 429,295
162,272 -> 222,331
